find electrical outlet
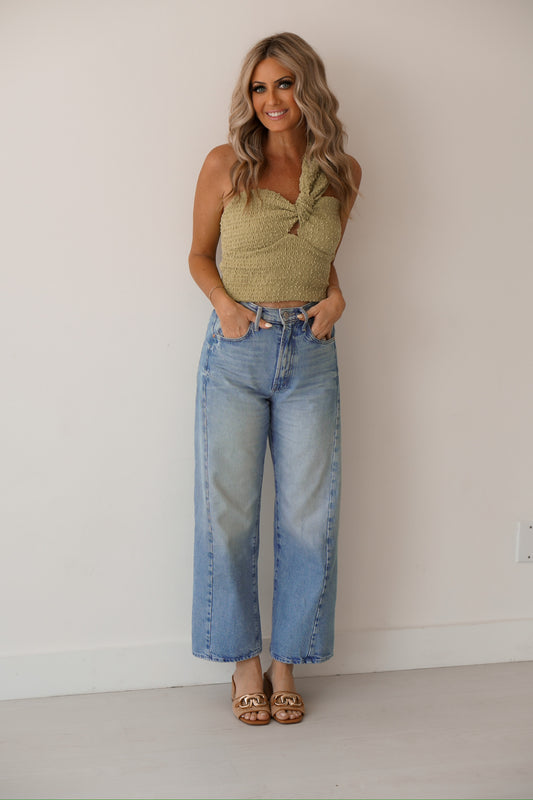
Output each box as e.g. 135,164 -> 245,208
516,521 -> 533,563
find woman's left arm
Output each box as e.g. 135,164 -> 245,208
305,157 -> 362,340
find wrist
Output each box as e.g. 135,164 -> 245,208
327,285 -> 343,300
326,286 -> 346,315
208,284 -> 224,303
212,290 -> 238,315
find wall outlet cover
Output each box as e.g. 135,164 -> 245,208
516,521 -> 533,563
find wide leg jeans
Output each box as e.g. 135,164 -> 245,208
192,303 -> 341,664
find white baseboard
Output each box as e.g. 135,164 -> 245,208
2,619 -> 532,701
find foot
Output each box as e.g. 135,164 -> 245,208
264,660 -> 303,722
233,656 -> 270,723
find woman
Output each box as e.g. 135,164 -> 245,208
189,32 -> 361,725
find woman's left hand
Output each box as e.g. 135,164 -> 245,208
301,288 -> 346,340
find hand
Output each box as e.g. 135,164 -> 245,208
214,294 -> 272,339
302,289 -> 346,340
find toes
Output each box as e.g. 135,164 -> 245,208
274,708 -> 302,721
242,710 -> 269,722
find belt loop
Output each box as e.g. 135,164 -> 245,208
300,305 -> 310,327
254,305 -> 263,332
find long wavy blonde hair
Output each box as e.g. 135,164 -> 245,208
228,32 -> 356,215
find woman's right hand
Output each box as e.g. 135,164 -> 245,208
214,292 -> 271,339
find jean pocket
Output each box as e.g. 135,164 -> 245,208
215,322 -> 254,342
304,325 -> 336,344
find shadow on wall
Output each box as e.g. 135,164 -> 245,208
333,52 -> 445,632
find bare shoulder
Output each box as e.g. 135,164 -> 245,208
197,144 -> 235,200
347,154 -> 362,191
337,155 -> 362,231
202,144 -> 236,178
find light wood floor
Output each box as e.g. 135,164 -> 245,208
1,661 -> 532,799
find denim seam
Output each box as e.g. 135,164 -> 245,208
269,426 -> 281,618
250,480 -> 261,648
271,323 -> 287,393
307,373 -> 341,659
201,336 -> 215,655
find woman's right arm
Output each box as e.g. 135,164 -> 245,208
189,146 -> 270,338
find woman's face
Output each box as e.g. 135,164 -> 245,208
250,57 -> 302,132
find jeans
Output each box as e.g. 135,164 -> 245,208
192,302 -> 341,664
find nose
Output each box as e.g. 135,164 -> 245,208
265,86 -> 281,106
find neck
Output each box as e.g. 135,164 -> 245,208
263,127 -> 307,163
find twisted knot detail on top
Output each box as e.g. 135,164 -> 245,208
294,193 -> 316,226
219,159 -> 342,303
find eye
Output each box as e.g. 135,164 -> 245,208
251,85 -> 266,93
278,80 -> 293,89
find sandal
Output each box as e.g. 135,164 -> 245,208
263,672 -> 305,724
231,676 -> 271,725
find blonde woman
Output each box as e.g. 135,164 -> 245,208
189,32 -> 361,725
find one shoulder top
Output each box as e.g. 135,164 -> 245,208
219,158 -> 342,302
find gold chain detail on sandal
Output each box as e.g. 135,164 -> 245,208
272,693 -> 303,707
237,693 -> 268,709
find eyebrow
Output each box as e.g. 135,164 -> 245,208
251,76 -> 293,85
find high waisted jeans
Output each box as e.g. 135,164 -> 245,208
192,302 -> 341,664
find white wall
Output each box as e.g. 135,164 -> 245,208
1,0 -> 532,701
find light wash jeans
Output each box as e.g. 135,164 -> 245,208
192,302 -> 341,664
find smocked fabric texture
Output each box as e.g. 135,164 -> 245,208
219,159 -> 341,302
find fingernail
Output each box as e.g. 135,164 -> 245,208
297,314 -> 304,320
265,323 -> 272,328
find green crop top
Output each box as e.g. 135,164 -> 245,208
219,158 -> 341,302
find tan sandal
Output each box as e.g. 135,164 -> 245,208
263,673 -> 305,724
231,676 -> 271,725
